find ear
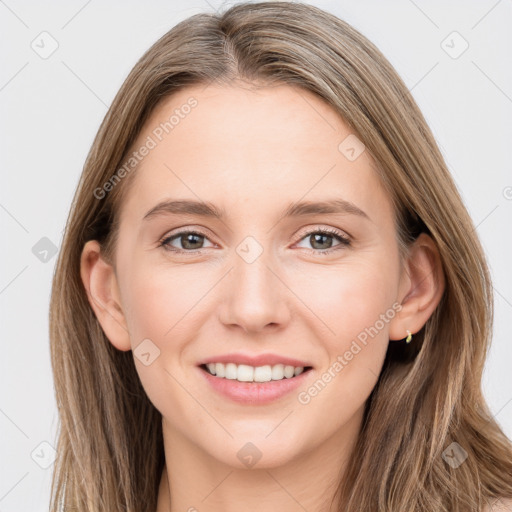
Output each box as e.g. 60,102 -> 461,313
388,233 -> 445,341
80,240 -> 132,351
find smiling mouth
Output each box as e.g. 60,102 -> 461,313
200,363 -> 313,383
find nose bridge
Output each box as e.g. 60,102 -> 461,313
221,234 -> 289,332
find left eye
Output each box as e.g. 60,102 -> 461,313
158,228 -> 350,254
295,229 -> 350,252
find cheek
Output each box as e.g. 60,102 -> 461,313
292,256 -> 399,343
118,265 -> 204,419
292,277 -> 392,439
292,255 -> 399,426
119,257 -> 198,343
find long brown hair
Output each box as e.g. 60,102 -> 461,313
49,2 -> 512,510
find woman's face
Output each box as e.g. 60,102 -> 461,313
93,82 -> 413,468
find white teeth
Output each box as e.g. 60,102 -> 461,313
271,364 -> 284,380
237,364 -> 254,382
215,362 -> 225,378
225,363 -> 237,380
254,365 -> 272,382
283,365 -> 295,378
204,362 -> 307,382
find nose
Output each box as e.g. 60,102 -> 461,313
219,248 -> 291,334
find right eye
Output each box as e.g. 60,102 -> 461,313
158,230 -> 216,253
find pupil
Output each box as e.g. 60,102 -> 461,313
183,234 -> 202,249
312,233 -> 332,249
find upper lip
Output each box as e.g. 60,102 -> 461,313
198,353 -> 312,368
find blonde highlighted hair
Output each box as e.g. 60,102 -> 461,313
49,2 -> 512,510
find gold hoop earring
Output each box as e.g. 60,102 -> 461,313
405,330 -> 413,343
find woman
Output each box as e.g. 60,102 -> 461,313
49,2 -> 512,511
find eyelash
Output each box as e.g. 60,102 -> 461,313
157,227 -> 351,256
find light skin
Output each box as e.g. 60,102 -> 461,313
80,81 -> 445,511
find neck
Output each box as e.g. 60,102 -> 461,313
156,408 -> 363,512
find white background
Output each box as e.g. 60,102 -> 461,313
1,1 -> 511,510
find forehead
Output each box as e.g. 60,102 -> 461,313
117,82 -> 392,226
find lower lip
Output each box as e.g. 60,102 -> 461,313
198,366 -> 312,404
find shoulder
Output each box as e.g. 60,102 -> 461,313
484,497 -> 512,511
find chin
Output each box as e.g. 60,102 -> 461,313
206,434 -> 307,470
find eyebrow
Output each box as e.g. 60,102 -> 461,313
142,198 -> 370,222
